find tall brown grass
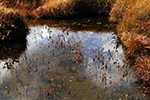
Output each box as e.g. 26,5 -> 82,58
109,0 -> 150,39
126,34 -> 150,63
109,0 -> 150,84
0,0 -> 115,18
0,0 -> 45,10
135,57 -> 150,84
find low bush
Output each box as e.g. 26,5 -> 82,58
0,10 -> 28,43
126,34 -> 150,64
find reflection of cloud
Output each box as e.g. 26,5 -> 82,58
0,61 -> 8,84
27,26 -> 126,85
3,25 -> 127,87
0,59 -> 19,84
27,25 -> 93,51
102,33 -> 125,63
0,25 -> 143,99
84,32 -> 127,87
27,26 -> 128,87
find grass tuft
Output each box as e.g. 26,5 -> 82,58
127,34 -> 150,61
135,57 -> 150,84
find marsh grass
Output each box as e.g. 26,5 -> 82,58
135,57 -> 150,84
109,0 -> 150,84
124,34 -> 150,85
127,35 -> 150,61
0,10 -> 28,43
0,0 -> 115,18
109,0 -> 150,38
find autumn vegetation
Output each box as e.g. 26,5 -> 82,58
0,0 -> 114,42
0,11 -> 28,43
0,0 -> 150,84
0,0 -> 115,18
109,0 -> 150,84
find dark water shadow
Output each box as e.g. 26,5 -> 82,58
0,26 -> 28,69
26,16 -> 116,32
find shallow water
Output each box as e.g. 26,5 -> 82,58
0,17 -> 149,100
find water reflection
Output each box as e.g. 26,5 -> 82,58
0,31 -> 27,84
0,20 -> 149,99
26,16 -> 115,32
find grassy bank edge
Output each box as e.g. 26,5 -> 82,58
0,0 -> 115,19
109,0 -> 150,85
0,0 -> 115,42
0,4 -> 28,44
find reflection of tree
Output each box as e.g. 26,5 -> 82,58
0,29 -> 28,69
0,43 -> 26,60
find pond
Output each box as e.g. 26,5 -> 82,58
0,16 -> 149,100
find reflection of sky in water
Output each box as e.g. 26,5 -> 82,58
27,25 -> 133,86
27,25 -> 93,51
0,25 -> 148,99
83,33 -> 126,85
0,59 -> 20,84
0,60 -> 9,84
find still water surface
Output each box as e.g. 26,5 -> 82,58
0,17 -> 149,100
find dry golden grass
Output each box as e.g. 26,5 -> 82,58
0,0 -> 115,18
0,3 -> 19,14
135,57 -> 150,83
109,0 -> 150,83
31,0 -> 70,18
127,34 -> 150,60
110,0 -> 150,74
110,0 -> 150,40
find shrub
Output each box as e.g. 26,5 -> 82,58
134,57 -> 150,85
0,11 -> 28,43
126,34 -> 150,62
